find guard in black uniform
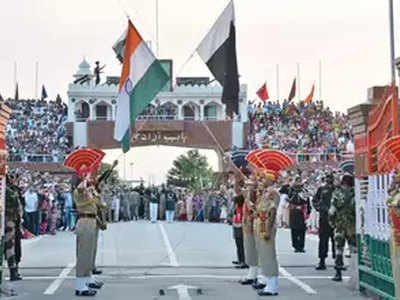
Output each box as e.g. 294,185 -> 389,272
288,176 -> 310,253
312,174 -> 336,270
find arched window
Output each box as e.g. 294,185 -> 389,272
204,103 -> 218,120
95,102 -> 112,121
75,101 -> 89,122
183,103 -> 199,120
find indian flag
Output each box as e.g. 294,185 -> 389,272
114,21 -> 169,152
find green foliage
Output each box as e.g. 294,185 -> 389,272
167,149 -> 213,192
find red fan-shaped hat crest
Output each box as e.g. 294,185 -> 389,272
246,149 -> 294,178
64,148 -> 106,178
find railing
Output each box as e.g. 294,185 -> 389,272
8,154 -> 67,163
137,115 -> 178,121
284,152 -> 354,163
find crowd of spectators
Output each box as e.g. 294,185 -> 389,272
5,98 -> 72,162
101,183 -> 229,224
9,167 -> 74,238
247,100 -> 354,161
138,103 -> 178,120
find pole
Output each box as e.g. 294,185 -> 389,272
35,61 -> 39,100
297,63 -> 301,102
389,0 -> 396,83
155,0 -> 159,57
276,64 -> 280,101
319,60 -> 322,101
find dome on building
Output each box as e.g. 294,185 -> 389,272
76,58 -> 92,76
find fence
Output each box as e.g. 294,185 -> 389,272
356,175 -> 395,300
8,154 -> 66,163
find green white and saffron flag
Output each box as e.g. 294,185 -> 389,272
113,20 -> 169,153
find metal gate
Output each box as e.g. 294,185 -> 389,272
356,175 -> 395,299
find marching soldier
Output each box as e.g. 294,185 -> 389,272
239,171 -> 259,286
288,175 -> 310,253
74,174 -> 104,297
329,174 -> 356,282
254,172 -> 281,296
5,174 -> 23,281
313,173 -> 336,270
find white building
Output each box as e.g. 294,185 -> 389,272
67,59 -> 248,124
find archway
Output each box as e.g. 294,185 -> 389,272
183,102 -> 200,120
75,100 -> 90,122
95,101 -> 113,121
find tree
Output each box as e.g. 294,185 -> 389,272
167,150 -> 213,192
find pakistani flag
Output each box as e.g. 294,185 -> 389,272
196,1 -> 239,117
114,20 -> 169,153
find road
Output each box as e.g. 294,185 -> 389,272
4,221 -> 367,299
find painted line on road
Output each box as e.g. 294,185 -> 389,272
279,267 -> 317,295
6,274 -> 350,281
159,223 -> 179,267
128,274 -> 349,280
43,262 -> 75,295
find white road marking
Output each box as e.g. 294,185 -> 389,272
129,274 -> 349,280
7,274 -> 349,281
159,223 -> 179,267
279,266 -> 317,295
168,284 -> 197,300
43,262 -> 75,295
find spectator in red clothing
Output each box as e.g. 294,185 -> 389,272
230,180 -> 247,269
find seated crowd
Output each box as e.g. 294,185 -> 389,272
247,99 -> 353,161
5,98 -> 72,162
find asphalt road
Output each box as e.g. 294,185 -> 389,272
3,221 -> 368,299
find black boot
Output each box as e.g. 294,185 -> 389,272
15,264 -> 22,280
332,269 -> 342,282
315,258 -> 326,270
10,268 -> 21,281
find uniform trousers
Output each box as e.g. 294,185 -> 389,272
291,228 -> 305,251
5,220 -> 16,268
76,218 -> 97,278
150,203 -> 158,222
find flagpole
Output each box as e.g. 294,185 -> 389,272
297,63 -> 301,102
35,61 -> 39,100
389,0 -> 396,83
276,64 -> 280,101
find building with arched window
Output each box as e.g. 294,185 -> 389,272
67,59 -> 247,147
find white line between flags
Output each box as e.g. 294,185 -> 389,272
159,222 -> 179,267
279,266 -> 317,295
43,262 -> 75,295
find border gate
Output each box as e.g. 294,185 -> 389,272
351,85 -> 398,299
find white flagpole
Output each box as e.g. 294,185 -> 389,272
389,0 -> 396,83
276,64 -> 280,101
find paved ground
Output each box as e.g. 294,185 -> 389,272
3,221 -> 368,299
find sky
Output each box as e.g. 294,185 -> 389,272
0,0 -> 398,184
